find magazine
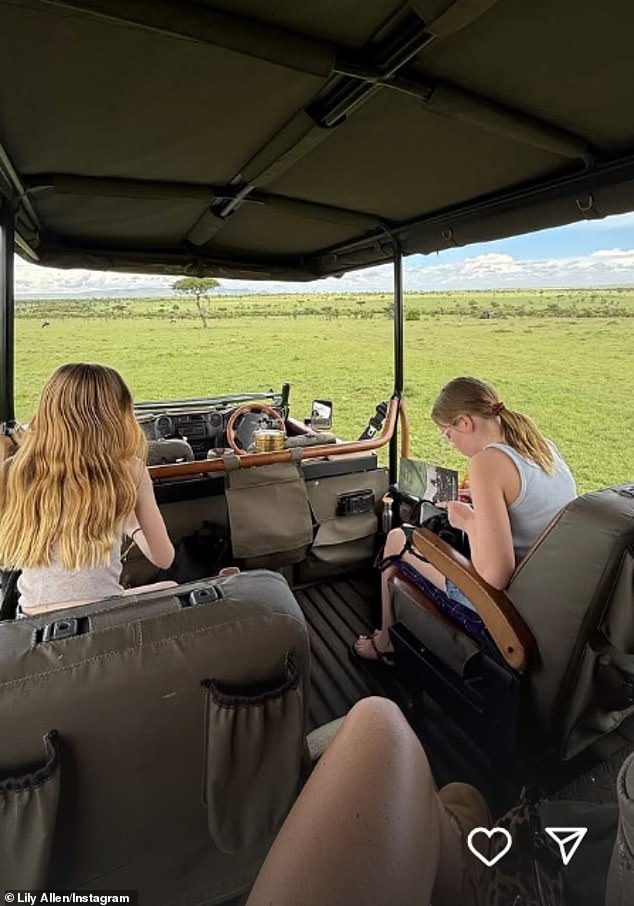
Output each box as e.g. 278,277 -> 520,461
399,457 -> 459,504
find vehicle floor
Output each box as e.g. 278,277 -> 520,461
294,571 -> 410,730
294,571 -> 634,812
294,570 -> 500,795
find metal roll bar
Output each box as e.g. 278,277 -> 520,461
0,193 -> 15,430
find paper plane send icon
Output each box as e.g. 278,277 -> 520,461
544,827 -> 588,865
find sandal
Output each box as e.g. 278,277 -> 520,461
351,633 -> 396,667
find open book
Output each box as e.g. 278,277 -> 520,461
399,457 -> 459,503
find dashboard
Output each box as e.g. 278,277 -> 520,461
135,392 -> 287,460
138,408 -> 232,459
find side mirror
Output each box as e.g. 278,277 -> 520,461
309,399 -> 333,431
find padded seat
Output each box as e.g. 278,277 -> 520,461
0,570 -> 310,902
147,437 -> 194,465
390,485 -> 634,761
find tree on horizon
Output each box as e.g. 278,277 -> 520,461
171,277 -> 219,328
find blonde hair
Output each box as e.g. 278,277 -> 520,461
431,376 -> 555,474
0,363 -> 147,570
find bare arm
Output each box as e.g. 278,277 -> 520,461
447,449 -> 516,589
0,424 -> 24,462
0,458 -> 10,510
0,436 -> 15,462
124,465 -> 174,570
0,428 -> 22,508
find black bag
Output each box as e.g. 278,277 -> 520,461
392,488 -> 470,558
421,511 -> 471,558
157,522 -> 230,584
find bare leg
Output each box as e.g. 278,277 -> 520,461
355,528 -> 449,659
247,697 -> 465,906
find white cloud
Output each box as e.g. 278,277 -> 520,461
14,258 -> 175,298
590,248 -> 634,265
400,247 -> 634,290
13,246 -> 634,298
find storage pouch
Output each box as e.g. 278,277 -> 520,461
297,470 -> 386,581
563,550 -> 634,758
0,730 -> 60,887
203,654 -> 304,854
224,455 -> 313,563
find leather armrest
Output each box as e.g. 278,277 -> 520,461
411,527 -> 535,671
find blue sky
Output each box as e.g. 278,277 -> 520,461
14,211 -> 634,297
419,211 -> 634,262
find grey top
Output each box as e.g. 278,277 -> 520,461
17,535 -> 124,613
485,441 -> 577,561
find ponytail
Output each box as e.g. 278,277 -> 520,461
498,408 -> 555,474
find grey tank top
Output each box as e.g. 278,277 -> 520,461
485,442 -> 576,561
17,534 -> 124,612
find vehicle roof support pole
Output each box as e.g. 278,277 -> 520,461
0,194 -> 15,429
389,239 -> 404,484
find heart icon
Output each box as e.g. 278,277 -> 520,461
467,827 -> 513,867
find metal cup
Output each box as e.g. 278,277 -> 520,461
253,429 -> 286,453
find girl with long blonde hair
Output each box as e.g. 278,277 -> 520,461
0,363 -> 175,615
355,375 -> 576,662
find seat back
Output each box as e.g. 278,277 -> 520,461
0,570 -> 310,902
507,485 -> 634,758
147,437 -> 194,465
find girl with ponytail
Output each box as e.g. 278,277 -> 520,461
0,363 -> 175,616
355,376 -> 576,662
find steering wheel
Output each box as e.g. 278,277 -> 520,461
226,403 -> 286,454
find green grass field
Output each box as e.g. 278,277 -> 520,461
16,289 -> 634,494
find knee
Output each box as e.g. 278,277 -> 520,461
385,527 -> 407,556
344,698 -> 433,780
347,696 -> 409,736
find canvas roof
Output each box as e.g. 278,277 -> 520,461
1,0 -> 634,280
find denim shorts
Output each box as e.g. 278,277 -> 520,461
445,579 -> 476,612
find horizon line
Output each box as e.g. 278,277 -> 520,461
15,283 -> 634,303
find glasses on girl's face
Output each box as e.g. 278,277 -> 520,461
438,424 -> 455,445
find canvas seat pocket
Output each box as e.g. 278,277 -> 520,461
0,730 -> 60,887
225,459 -> 313,562
308,512 -> 378,564
297,471 -> 387,581
565,637 -> 634,757
561,552 -> 634,759
203,654 -> 304,854
596,642 -> 634,712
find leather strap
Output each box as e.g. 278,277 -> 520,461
222,452 -> 241,472
376,524 -> 427,572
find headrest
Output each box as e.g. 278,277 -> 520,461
147,438 -> 194,465
147,437 -> 194,466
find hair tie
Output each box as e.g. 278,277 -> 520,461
491,401 -> 505,415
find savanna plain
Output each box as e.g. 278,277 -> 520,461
18,288 -> 634,494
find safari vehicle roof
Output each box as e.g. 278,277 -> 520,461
2,0 -> 634,282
